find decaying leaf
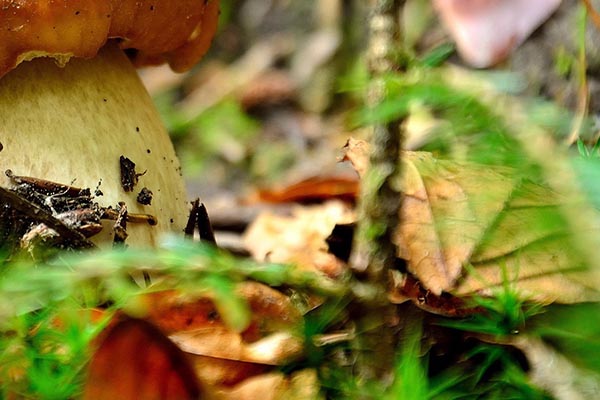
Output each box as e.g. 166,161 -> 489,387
170,329 -> 303,365
119,282 -> 305,392
243,200 -> 355,278
141,281 -> 303,336
214,369 -> 322,400
187,355 -> 268,388
254,176 -> 359,204
394,150 -> 516,295
344,138 -> 600,304
82,317 -> 202,400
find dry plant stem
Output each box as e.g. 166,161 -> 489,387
354,0 -> 404,302
582,0 -> 600,30
512,336 -> 595,400
0,42 -> 189,248
566,5 -> 589,145
351,0 -> 405,382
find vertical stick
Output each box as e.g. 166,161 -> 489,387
353,0 -> 405,305
351,0 -> 405,382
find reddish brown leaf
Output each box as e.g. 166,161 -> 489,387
255,176 -> 359,204
126,283 -> 304,388
82,317 -> 201,400
141,282 -> 302,338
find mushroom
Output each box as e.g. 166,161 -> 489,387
0,1 -> 220,248
433,0 -> 561,68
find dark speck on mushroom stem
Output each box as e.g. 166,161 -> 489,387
0,142 -> 3,152
137,187 -> 153,205
119,156 -> 140,192
135,126 -> 140,133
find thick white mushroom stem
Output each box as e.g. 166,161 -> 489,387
0,42 -> 189,248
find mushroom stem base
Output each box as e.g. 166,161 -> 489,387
0,43 -> 189,247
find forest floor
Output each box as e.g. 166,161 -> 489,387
2,1 -> 600,399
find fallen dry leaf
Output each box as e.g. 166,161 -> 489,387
394,150 -> 516,295
82,317 -> 201,400
218,373 -> 287,400
170,329 -> 303,365
140,282 -> 302,335
130,282 -> 304,390
214,369 -> 322,400
515,336 -> 600,400
187,355 -> 268,388
243,200 -> 355,278
344,139 -> 600,303
83,281 -> 309,398
255,176 -> 359,204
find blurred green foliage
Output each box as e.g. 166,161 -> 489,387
0,238 -> 342,397
155,93 -> 259,180
531,302 -> 600,373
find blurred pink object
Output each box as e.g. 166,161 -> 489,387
434,0 -> 562,68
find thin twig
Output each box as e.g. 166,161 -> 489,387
566,4 -> 589,145
353,0 -> 404,295
350,0 -> 406,382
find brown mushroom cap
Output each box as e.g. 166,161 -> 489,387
0,0 -> 220,78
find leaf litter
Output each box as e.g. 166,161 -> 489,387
342,138 -> 600,304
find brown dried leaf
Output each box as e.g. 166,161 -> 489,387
214,369 -> 322,400
243,201 -> 355,278
170,329 -> 303,365
345,139 -> 600,303
255,176 -> 359,204
188,355 -> 268,388
395,151 -> 515,294
82,317 -> 201,400
132,282 -> 304,388
141,281 -> 302,336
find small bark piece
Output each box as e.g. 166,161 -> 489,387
197,203 -> 217,245
113,202 -> 128,246
119,156 -> 143,193
184,199 -> 199,238
184,199 -> 217,245
136,187 -> 153,205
